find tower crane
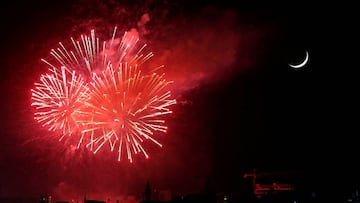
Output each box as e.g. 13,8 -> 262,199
243,169 -> 295,198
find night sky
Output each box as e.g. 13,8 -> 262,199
0,0 -> 357,201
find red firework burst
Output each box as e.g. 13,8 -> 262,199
31,67 -> 90,137
31,27 -> 176,162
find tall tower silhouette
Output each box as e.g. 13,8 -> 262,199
145,181 -> 151,202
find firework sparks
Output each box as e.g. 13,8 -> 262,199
31,27 -> 176,162
75,64 -> 176,162
41,27 -> 160,77
31,66 -> 89,138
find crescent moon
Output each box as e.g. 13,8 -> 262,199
289,51 -> 309,68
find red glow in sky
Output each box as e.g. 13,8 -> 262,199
1,0 -> 301,201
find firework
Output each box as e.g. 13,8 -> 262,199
31,27 -> 176,162
75,64 -> 176,162
31,66 -> 89,138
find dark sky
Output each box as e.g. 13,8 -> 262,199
0,0 -> 358,201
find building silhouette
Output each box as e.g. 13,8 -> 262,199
145,181 -> 151,202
